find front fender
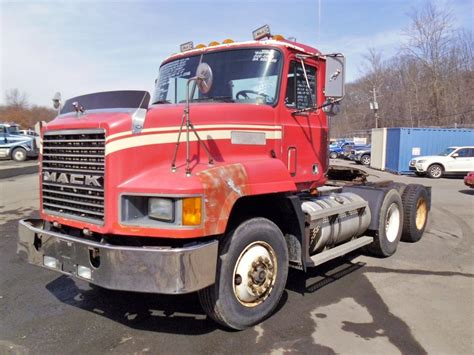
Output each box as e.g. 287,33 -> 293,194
197,159 -> 296,235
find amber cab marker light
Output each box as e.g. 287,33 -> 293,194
182,197 -> 202,226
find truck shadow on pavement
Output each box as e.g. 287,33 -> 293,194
45,276 -> 220,335
43,250 -> 473,351
282,252 -> 473,354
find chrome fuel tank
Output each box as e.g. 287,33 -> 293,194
301,193 -> 371,255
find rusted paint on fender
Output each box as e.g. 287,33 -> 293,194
197,163 -> 251,235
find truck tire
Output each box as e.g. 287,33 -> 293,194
329,152 -> 338,159
365,189 -> 403,257
12,147 -> 27,162
401,184 -> 429,243
198,218 -> 288,330
426,164 -> 443,178
361,154 -> 371,166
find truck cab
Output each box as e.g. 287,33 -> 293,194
18,26 -> 429,330
0,123 -> 38,161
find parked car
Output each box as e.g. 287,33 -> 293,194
0,123 -> 39,161
343,144 -> 369,160
19,129 -> 39,137
464,172 -> 474,188
409,146 -> 474,178
353,147 -> 371,166
329,141 -> 352,159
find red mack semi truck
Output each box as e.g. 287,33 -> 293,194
18,26 -> 431,330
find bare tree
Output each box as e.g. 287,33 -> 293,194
401,1 -> 454,124
331,0 -> 473,139
5,88 -> 29,109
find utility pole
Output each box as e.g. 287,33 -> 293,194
369,86 -> 379,128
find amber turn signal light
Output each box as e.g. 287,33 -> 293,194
182,197 -> 202,226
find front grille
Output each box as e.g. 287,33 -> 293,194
42,129 -> 105,224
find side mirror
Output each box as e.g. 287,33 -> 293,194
195,63 -> 213,94
325,54 -> 345,99
322,101 -> 341,116
452,153 -> 459,158
52,92 -> 62,110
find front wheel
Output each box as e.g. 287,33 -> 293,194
12,147 -> 27,162
361,154 -> 371,166
199,218 -> 288,330
427,164 -> 443,178
329,152 -> 338,159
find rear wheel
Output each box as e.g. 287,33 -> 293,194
401,184 -> 429,242
365,189 -> 403,257
199,218 -> 288,330
427,164 -> 443,178
12,147 -> 27,162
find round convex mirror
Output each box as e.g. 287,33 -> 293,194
52,92 -> 62,109
195,63 -> 213,94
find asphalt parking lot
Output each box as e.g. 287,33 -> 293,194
0,160 -> 473,354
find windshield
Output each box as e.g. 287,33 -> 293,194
438,147 -> 456,156
153,48 -> 282,105
6,126 -> 20,135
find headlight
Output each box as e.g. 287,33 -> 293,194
148,198 -> 174,221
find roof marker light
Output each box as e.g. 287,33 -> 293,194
222,38 -> 234,44
208,41 -> 220,47
180,41 -> 194,52
272,34 -> 285,41
195,44 -> 206,49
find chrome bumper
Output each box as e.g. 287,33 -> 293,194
17,219 -> 218,294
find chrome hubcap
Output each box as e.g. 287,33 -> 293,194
385,203 -> 401,242
233,241 -> 277,307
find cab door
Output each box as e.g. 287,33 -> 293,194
280,58 -> 327,188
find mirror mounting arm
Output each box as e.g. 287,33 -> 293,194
291,98 -> 342,117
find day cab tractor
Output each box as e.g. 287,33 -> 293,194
0,123 -> 39,161
17,25 -> 431,330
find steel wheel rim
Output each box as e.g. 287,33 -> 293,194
430,166 -> 442,177
233,241 -> 278,308
415,198 -> 427,230
14,150 -> 24,160
385,202 -> 400,242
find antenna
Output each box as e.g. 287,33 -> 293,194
318,0 -> 321,43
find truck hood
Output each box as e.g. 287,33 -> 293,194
45,103 -> 278,138
44,109 -> 134,136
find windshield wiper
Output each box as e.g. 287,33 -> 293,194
153,99 -> 171,104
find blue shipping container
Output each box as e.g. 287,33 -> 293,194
385,128 -> 474,174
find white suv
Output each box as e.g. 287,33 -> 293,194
409,146 -> 474,178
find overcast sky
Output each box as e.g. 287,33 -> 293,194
0,0 -> 472,106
